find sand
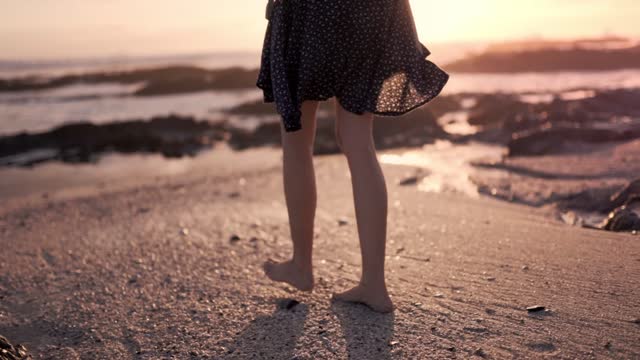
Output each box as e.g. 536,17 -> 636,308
0,150 -> 639,359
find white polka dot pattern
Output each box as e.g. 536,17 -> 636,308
256,0 -> 450,132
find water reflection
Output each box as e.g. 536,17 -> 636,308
380,140 -> 505,197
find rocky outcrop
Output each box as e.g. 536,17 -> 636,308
467,94 -> 539,131
464,88 -> 640,150
0,116 -> 227,166
507,125 -> 640,157
0,335 -> 31,360
227,105 -> 447,155
0,102 -> 448,166
607,179 -> 640,212
602,204 -> 640,232
445,45 -> 640,73
0,66 -> 260,95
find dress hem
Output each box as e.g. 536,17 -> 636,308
256,70 -> 450,131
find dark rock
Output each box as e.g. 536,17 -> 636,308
373,107 -> 448,150
474,348 -> 487,358
575,88 -> 640,118
607,179 -> 640,212
227,100 -> 277,116
229,234 -> 241,243
444,43 -> 640,73
463,327 -> 488,333
277,299 -> 300,310
227,121 -> 282,151
526,305 -> 546,313
423,95 -> 462,118
601,206 -> 640,232
508,125 -> 640,157
0,335 -> 31,359
0,115 -> 227,167
0,336 -> 10,350
556,186 -> 623,214
398,170 -> 431,186
337,218 -> 349,226
468,94 -> 539,131
0,66 -> 259,94
228,104 -> 448,155
527,342 -> 556,352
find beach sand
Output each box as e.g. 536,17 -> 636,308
0,148 -> 638,359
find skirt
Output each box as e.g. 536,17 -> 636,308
256,0 -> 450,132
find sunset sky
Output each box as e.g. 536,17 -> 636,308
1,0 -> 639,59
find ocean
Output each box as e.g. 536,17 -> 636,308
2,50 -> 640,136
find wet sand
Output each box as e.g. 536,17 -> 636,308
1,150 -> 638,359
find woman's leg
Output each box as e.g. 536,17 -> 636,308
332,100 -> 393,313
263,101 -> 319,292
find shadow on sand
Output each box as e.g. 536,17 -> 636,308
222,299 -> 309,359
331,300 -> 396,359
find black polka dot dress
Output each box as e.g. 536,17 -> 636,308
256,0 -> 450,132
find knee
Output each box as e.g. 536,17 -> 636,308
281,124 -> 315,157
337,130 -> 375,159
282,134 -> 314,157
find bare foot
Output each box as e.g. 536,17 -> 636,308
332,283 -> 394,313
263,259 -> 314,292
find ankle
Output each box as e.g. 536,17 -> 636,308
359,277 -> 388,291
291,258 -> 313,273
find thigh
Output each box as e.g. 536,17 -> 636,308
280,101 -> 320,150
334,99 -> 374,149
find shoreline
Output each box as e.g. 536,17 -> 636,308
2,86 -> 640,233
2,137 -> 639,233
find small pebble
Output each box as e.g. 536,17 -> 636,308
434,293 -> 444,298
398,176 -> 421,186
277,299 -> 300,310
180,228 -> 189,236
526,305 -> 546,313
337,218 -> 349,226
474,348 -> 487,358
229,234 -> 241,243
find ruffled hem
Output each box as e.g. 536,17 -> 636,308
257,66 -> 450,132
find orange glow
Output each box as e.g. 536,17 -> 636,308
0,0 -> 638,59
